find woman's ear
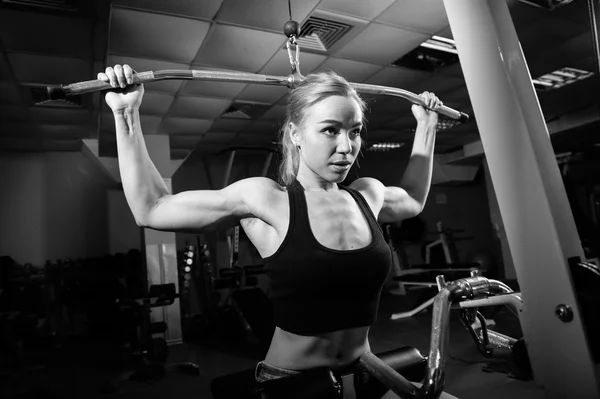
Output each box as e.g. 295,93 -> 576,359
289,122 -> 300,146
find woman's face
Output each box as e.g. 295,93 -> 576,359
293,95 -> 363,184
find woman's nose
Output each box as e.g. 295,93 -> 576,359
336,133 -> 352,153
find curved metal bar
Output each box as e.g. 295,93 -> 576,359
46,69 -> 469,122
359,276 -> 511,399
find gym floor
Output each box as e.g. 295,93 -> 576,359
1,285 -> 546,399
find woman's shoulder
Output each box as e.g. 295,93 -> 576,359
347,177 -> 386,211
348,177 -> 385,196
234,177 -> 287,206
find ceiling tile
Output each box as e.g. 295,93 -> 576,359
201,132 -> 236,143
364,66 -> 432,90
316,58 -> 382,83
194,24 -> 285,72
375,0 -> 448,34
367,96 -> 414,127
210,118 -> 252,133
439,85 -> 470,105
160,117 -> 213,134
36,124 -> 89,139
106,55 -> 189,94
517,17 -> 586,58
406,75 -> 465,97
242,120 -> 281,136
260,104 -> 287,121
112,0 -> 223,19
438,62 -> 463,79
334,23 -> 429,65
233,133 -> 276,145
436,25 -> 453,39
29,107 -> 93,125
381,115 -> 418,130
180,67 -> 248,98
168,96 -> 231,119
139,92 -> 175,115
506,0 -> 552,29
236,85 -> 289,104
170,134 -> 202,149
109,7 -> 210,63
259,49 -> 327,76
42,139 -> 82,152
171,148 -> 191,159
140,115 -> 163,134
318,0 -> 396,20
0,82 -> 21,105
1,10 -> 93,58
8,54 -> 91,85
547,0 -> 590,25
216,0 -> 321,32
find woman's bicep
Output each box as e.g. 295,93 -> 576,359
379,186 -> 422,223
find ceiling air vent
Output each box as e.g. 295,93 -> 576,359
291,10 -> 367,55
298,16 -> 352,53
393,36 -> 459,73
1,0 -> 78,12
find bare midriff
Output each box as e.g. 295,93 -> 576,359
264,325 -> 371,371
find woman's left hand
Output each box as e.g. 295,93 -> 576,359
411,91 -> 442,125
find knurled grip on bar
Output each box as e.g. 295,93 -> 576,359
46,69 -> 469,122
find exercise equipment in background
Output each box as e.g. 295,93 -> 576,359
388,221 -> 482,320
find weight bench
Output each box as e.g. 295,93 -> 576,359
210,346 -> 426,399
391,267 -> 478,321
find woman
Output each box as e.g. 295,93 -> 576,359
99,64 -> 452,398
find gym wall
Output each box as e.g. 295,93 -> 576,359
0,151 -> 116,266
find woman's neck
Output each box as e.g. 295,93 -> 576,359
295,167 -> 339,192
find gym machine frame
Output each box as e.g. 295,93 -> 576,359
442,1 -> 600,398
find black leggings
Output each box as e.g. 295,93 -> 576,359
255,360 -> 391,399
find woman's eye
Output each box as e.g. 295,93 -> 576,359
322,127 -> 337,135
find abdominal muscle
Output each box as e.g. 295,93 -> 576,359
264,325 -> 371,371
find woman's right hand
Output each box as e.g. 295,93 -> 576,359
98,64 -> 144,112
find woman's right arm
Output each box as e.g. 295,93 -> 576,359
101,64 -> 275,233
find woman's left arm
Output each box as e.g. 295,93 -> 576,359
367,92 -> 441,223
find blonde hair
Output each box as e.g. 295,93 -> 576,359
277,71 -> 367,186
